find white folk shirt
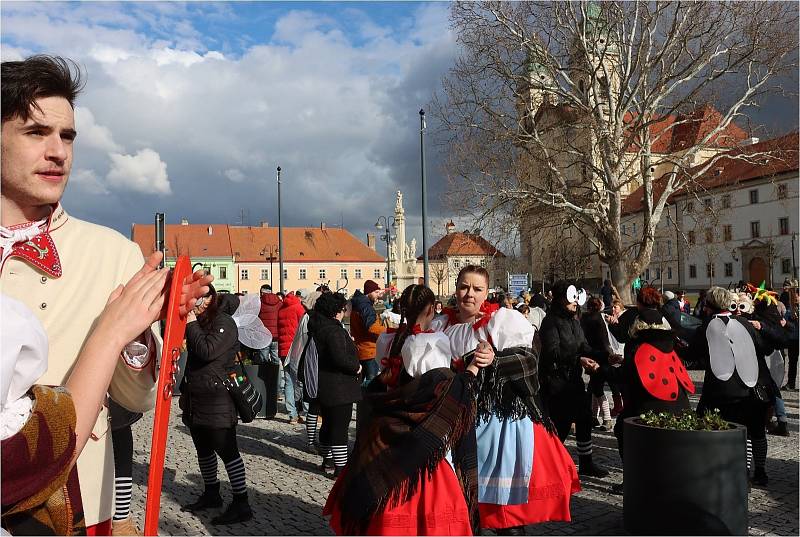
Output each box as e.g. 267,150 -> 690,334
0,205 -> 158,526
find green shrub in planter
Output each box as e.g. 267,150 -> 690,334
623,410 -> 748,535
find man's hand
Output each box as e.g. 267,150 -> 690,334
128,251 -> 214,318
749,320 -> 762,331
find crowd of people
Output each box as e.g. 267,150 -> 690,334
2,54 -> 799,537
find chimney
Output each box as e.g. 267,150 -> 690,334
367,233 -> 376,250
321,222 -> 326,231
181,218 -> 189,225
207,226 -> 213,236
446,220 -> 456,234
742,137 -> 760,146
260,221 -> 269,227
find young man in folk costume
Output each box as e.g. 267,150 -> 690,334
688,287 -> 774,487
443,268 -> 581,535
0,55 -> 211,534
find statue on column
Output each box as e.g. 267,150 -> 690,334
409,238 -> 416,259
395,190 -> 403,214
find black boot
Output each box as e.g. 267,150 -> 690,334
578,455 -> 609,478
768,421 -> 789,437
330,465 -> 344,479
181,482 -> 222,512
211,493 -> 253,525
497,525 -> 526,535
751,467 -> 769,487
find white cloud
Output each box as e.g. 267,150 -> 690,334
106,149 -> 171,195
223,168 -> 246,183
0,2 -> 456,245
70,168 -> 109,195
75,107 -> 123,153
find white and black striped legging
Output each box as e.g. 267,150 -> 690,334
318,403 -> 353,469
189,426 -> 247,496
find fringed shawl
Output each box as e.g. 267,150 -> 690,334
2,385 -> 85,536
474,346 -> 556,434
337,367 -> 479,534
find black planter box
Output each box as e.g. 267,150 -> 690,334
623,417 -> 748,535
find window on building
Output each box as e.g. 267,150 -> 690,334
705,228 -> 714,243
219,266 -> 227,280
621,224 -> 626,236
355,268 -> 362,279
722,194 -> 731,209
633,222 -> 637,235
723,225 -> 732,242
688,231 -> 695,245
782,258 -> 792,274
480,258 -> 487,267
750,221 -> 760,238
703,198 -> 712,209
667,266 -> 673,280
686,201 -> 694,213
645,268 -> 650,280
260,268 -> 269,280
724,262 -> 733,278
706,263 -> 714,278
319,269 -> 326,280
655,268 -> 661,280
374,269 -> 381,278
667,240 -> 672,256
453,259 -> 461,268
299,268 -> 307,280
777,183 -> 787,200
203,265 -> 211,275
283,269 -> 287,280
689,264 -> 697,279
779,217 -> 789,235
749,189 -> 759,204
340,268 -> 348,279
241,268 -> 249,280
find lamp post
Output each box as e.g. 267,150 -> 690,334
277,166 -> 285,295
154,212 -> 165,269
419,109 -> 429,287
375,215 -> 397,289
260,245 -> 278,290
792,232 -> 798,280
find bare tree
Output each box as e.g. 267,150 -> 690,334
435,1 -> 798,301
430,260 -> 449,297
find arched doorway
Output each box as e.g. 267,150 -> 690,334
749,257 -> 768,285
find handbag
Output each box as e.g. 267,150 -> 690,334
220,364 -> 263,423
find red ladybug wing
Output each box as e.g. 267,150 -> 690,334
673,356 -> 696,394
634,343 -> 681,401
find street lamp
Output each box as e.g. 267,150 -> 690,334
277,166 -> 285,295
419,109 -> 429,287
375,215 -> 397,288
260,245 -> 278,290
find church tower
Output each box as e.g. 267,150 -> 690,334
569,1 -> 620,117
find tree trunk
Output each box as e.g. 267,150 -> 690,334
609,257 -> 634,304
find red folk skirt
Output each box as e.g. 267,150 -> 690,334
478,422 -> 581,529
324,459 -> 473,536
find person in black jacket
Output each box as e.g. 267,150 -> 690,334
539,280 -> 609,478
581,297 -> 622,431
689,286 -> 773,487
179,285 -> 252,524
308,292 -> 363,476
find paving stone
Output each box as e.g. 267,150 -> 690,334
129,371 -> 798,535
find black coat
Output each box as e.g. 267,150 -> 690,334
539,308 -> 607,397
180,312 -> 239,428
580,311 -> 614,364
308,311 -> 362,407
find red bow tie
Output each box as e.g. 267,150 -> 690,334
411,324 -> 434,335
3,230 -> 62,278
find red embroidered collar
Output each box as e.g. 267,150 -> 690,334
442,302 -> 499,331
1,205 -> 65,278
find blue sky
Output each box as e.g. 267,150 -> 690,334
1,2 -> 797,258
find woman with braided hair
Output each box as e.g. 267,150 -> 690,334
441,267 -> 580,536
323,284 -> 493,535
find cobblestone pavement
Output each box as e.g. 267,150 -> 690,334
130,372 -> 799,536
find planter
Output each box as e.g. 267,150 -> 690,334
242,363 -> 279,419
623,417 -> 748,535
